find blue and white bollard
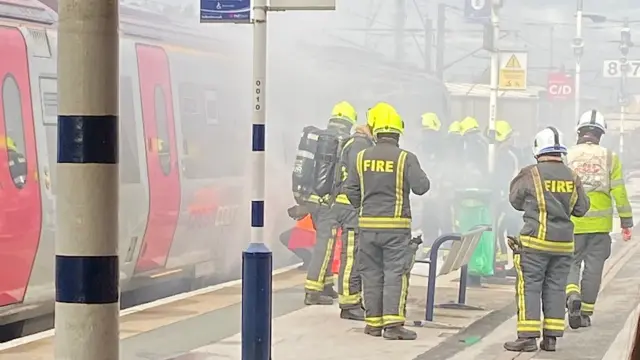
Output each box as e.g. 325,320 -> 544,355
242,243 -> 272,360
242,0 -> 271,357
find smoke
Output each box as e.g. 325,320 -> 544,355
120,0 -> 640,279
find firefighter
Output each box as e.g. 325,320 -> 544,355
419,113 -> 446,241
301,101 -> 358,305
504,126 -> 590,353
489,120 -> 521,273
448,121 -> 462,135
445,121 -> 463,156
331,107 -> 378,320
487,120 -> 520,185
1,136 -> 27,188
459,116 -> 488,180
343,103 -> 430,340
420,112 -> 442,164
565,109 -> 634,329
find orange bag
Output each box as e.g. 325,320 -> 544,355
288,215 -> 343,272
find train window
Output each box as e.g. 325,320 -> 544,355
178,82 -> 242,179
120,77 -> 141,184
2,74 -> 28,189
154,85 -> 171,176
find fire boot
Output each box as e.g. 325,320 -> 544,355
567,294 -> 582,330
340,307 -> 365,321
322,285 -> 338,299
364,325 -> 382,337
540,336 -> 556,351
580,315 -> 592,328
503,337 -> 538,352
383,325 -> 417,340
304,291 -> 333,305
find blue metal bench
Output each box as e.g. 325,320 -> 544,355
409,225 -> 492,329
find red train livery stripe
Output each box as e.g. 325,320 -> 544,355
0,26 -> 43,306
134,44 -> 181,273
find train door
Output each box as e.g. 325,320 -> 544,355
135,44 -> 181,273
0,27 -> 43,306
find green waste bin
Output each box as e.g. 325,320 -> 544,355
452,188 -> 494,277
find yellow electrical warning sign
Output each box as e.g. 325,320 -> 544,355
499,52 -> 528,90
504,55 -> 521,68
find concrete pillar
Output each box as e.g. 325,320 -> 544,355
55,0 -> 119,358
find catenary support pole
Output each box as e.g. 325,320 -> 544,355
488,3 -> 499,176
435,3 -> 446,80
488,2 -> 500,276
620,68 -> 627,156
393,0 -> 406,62
619,18 -> 630,156
241,0 -> 272,357
620,103 -> 626,155
575,0 -> 583,123
55,0 -> 119,359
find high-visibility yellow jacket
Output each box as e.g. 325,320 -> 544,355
567,142 -> 634,234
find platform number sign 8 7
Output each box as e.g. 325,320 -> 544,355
603,60 -> 640,78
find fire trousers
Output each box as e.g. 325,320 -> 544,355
565,233 -> 612,316
514,251 -> 572,338
333,203 -> 362,308
359,229 -> 412,328
304,204 -> 337,292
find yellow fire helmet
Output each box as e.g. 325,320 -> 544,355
448,121 -> 462,135
494,120 -> 513,142
0,136 -> 17,151
330,101 -> 358,124
459,116 -> 480,135
370,103 -> 404,136
366,102 -> 394,128
421,112 -> 441,131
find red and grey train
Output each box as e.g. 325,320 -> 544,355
0,0 -> 276,338
0,0 -> 451,339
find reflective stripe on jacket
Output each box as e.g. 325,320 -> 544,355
342,138 -> 430,230
567,142 -> 634,233
509,157 -> 590,253
335,132 -> 374,206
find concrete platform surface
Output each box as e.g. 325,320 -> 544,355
5,183 -> 640,360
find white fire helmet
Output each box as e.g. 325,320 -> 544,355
577,109 -> 607,134
532,126 -> 568,157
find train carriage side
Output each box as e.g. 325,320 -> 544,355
164,44 -> 250,282
20,32 -> 154,298
118,36 -> 152,285
132,41 -> 182,277
0,23 -> 45,313
18,25 -> 56,312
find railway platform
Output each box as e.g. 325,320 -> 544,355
3,184 -> 640,360
1,235 -> 638,360
0,261 -> 517,360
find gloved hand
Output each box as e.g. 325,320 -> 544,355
506,235 -> 522,253
622,227 -> 633,241
287,205 -> 309,220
